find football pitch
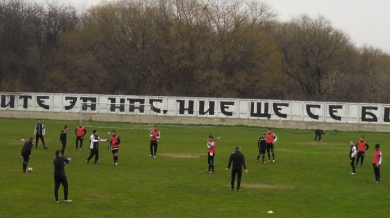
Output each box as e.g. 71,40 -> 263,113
0,118 -> 389,218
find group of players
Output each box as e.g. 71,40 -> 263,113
30,121 -> 122,166
349,137 -> 382,183
21,120 -> 383,202
21,120 -> 135,203
255,128 -> 278,164
205,128 -> 278,191
309,129 -> 382,183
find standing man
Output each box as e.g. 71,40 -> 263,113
87,130 -> 101,165
227,146 -> 248,191
349,141 -> 357,175
207,135 -> 216,173
53,150 -> 72,203
372,144 -> 382,183
75,123 -> 87,150
265,128 -> 277,162
109,130 -> 121,166
60,126 -> 68,156
21,137 -> 34,173
355,136 -> 369,167
149,125 -> 160,158
314,129 -> 325,143
34,119 -> 47,149
256,134 -> 267,163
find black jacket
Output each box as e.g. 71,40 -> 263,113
53,156 -> 70,176
21,140 -> 33,156
258,137 -> 266,149
227,151 -> 247,170
60,130 -> 67,142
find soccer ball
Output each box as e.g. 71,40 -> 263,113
27,167 -> 33,173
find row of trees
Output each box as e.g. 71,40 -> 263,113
1,0 -> 390,103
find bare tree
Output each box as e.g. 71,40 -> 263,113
275,15 -> 357,101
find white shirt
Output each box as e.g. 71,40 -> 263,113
89,134 -> 100,149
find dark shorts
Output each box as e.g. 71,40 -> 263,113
266,143 -> 274,153
112,149 -> 119,154
259,147 -> 266,155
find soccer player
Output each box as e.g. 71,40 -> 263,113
21,137 -> 34,173
207,135 -> 216,173
87,130 -> 101,165
256,134 -> 267,163
227,146 -> 248,191
349,141 -> 357,175
314,129 -> 325,142
34,119 -> 47,149
60,126 -> 68,156
265,128 -> 277,162
109,130 -> 121,166
355,136 -> 369,167
149,125 -> 160,158
372,144 -> 382,183
53,150 -> 72,203
75,123 -> 87,150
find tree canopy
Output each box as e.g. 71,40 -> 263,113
1,0 -> 389,103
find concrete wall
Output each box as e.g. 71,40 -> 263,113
0,110 -> 388,132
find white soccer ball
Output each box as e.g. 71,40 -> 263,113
218,137 -> 220,139
21,139 -> 24,141
268,210 -> 273,214
27,167 -> 33,173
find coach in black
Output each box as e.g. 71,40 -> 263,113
60,126 -> 68,156
21,137 -> 34,173
227,146 -> 248,191
34,119 -> 47,149
54,150 -> 72,203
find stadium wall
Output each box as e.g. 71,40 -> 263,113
1,92 -> 390,132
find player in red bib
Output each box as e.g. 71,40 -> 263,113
74,123 -> 87,150
207,135 -> 216,173
265,128 -> 277,162
109,130 -> 121,166
149,125 -> 160,158
372,144 -> 382,183
355,136 -> 369,167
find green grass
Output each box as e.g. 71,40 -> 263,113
0,118 -> 389,218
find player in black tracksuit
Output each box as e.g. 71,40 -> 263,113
60,126 -> 68,156
256,134 -> 267,163
314,129 -> 325,142
34,119 -> 47,149
21,137 -> 34,173
87,130 -> 101,165
53,150 -> 71,203
227,146 -> 248,191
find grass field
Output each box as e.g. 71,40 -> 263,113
0,118 -> 389,218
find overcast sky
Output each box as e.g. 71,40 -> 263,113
33,0 -> 390,53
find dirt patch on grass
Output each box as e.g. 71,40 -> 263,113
241,183 -> 295,189
159,153 -> 200,159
